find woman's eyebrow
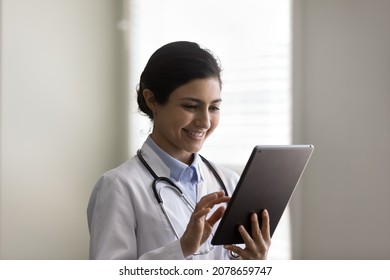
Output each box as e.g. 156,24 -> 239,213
180,97 -> 222,103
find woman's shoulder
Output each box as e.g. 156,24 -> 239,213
105,156 -> 139,175
94,156 -> 143,188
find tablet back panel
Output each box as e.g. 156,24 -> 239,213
211,145 -> 314,245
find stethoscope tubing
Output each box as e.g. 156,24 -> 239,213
137,149 -> 228,255
137,149 -> 228,202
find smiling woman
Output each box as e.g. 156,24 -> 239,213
136,41 -> 223,163
87,41 -> 272,260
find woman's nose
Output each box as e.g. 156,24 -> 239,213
194,109 -> 211,129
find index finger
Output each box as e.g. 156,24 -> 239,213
196,191 -> 230,210
260,209 -> 271,242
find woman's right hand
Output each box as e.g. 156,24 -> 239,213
180,191 -> 230,257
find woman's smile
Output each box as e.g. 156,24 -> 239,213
183,128 -> 206,139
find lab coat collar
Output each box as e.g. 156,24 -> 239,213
139,141 -> 206,185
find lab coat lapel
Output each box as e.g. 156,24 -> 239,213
139,142 -> 171,178
197,157 -> 222,200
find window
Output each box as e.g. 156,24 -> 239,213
127,0 -> 291,259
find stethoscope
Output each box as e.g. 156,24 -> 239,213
137,149 -> 228,255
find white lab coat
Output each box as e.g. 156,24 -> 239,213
87,142 -> 239,260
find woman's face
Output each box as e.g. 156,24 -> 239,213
149,78 -> 221,164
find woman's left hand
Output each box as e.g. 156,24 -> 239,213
224,209 -> 271,259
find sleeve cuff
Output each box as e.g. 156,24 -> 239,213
139,240 -> 186,260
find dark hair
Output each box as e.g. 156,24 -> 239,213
137,41 -> 222,120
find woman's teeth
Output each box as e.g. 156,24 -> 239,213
185,129 -> 205,137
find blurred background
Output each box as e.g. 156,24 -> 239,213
0,0 -> 389,259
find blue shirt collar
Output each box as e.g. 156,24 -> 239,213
145,136 -> 203,184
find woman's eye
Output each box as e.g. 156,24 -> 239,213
183,104 -> 198,110
182,103 -> 220,112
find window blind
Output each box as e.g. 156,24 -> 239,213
127,0 -> 291,259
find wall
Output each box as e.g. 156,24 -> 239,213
0,0 -> 128,259
291,0 -> 390,259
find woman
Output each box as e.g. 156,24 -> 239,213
87,41 -> 271,260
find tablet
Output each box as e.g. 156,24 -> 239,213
211,145 -> 314,245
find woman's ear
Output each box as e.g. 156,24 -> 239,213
143,89 -> 158,114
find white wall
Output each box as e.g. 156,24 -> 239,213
0,0 -> 128,259
291,0 -> 390,259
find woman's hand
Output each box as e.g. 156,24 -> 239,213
224,210 -> 271,259
180,191 -> 230,257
